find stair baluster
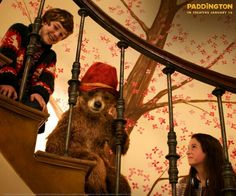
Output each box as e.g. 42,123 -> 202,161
65,8 -> 88,155
212,88 -> 236,195
114,41 -> 129,195
163,66 -> 180,196
19,0 -> 46,101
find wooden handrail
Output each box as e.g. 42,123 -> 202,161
72,0 -> 236,93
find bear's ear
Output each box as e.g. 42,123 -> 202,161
108,106 -> 117,118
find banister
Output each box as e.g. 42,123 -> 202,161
73,0 -> 236,93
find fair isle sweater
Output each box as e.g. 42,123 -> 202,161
0,23 -> 56,103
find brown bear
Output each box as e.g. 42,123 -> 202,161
45,62 -> 131,195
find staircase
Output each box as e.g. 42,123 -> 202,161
0,94 -> 96,194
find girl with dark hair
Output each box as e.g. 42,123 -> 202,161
177,133 -> 230,196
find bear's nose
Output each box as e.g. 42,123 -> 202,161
94,101 -> 102,108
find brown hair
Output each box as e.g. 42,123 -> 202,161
42,8 -> 74,35
184,133 -> 224,196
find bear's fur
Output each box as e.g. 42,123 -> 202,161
45,90 -> 131,195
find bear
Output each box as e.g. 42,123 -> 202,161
45,62 -> 131,195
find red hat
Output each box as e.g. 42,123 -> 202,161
79,62 -> 119,97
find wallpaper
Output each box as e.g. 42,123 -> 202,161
0,0 -> 236,195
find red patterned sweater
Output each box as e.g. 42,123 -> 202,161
0,23 -> 56,103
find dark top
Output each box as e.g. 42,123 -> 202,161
0,23 -> 57,103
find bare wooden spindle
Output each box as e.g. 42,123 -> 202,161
64,8 -> 88,155
212,88 -> 236,195
19,0 -> 46,101
115,41 -> 128,195
162,66 -> 180,196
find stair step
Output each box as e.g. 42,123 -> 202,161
0,94 -> 95,194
